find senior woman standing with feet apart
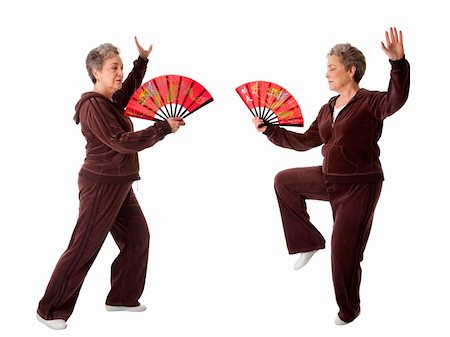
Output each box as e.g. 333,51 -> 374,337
37,37 -> 185,330
252,27 -> 410,325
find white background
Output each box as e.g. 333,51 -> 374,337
1,0 -> 449,336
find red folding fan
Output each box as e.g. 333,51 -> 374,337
125,75 -> 213,121
235,81 -> 304,126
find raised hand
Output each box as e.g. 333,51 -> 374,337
381,27 -> 404,61
134,36 -> 153,60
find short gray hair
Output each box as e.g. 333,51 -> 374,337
85,43 -> 120,84
327,43 -> 366,84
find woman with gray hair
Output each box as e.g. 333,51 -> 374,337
252,27 -> 410,325
36,37 -> 185,330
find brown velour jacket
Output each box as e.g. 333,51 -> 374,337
73,57 -> 171,184
264,58 -> 410,184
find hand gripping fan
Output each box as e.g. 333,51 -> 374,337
235,81 -> 304,126
125,75 -> 213,121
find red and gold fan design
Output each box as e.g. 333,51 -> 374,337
125,75 -> 213,121
235,81 -> 304,126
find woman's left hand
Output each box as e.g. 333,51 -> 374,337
381,27 -> 404,61
135,36 -> 153,59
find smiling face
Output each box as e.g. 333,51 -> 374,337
93,55 -> 124,98
326,54 -> 355,93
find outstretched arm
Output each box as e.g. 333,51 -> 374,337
252,116 -> 322,152
381,27 -> 405,60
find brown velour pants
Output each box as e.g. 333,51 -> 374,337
37,176 -> 150,321
274,166 -> 382,323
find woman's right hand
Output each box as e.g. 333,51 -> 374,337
167,117 -> 185,133
252,117 -> 267,133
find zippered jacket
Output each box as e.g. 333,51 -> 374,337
73,57 -> 171,184
264,58 -> 410,183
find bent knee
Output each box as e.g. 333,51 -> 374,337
274,170 -> 292,190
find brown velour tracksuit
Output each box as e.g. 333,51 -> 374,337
264,58 -> 410,323
37,57 -> 172,321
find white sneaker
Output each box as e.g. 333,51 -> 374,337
334,315 -> 348,325
105,304 -> 147,312
36,313 -> 67,330
293,250 -> 318,270
335,310 -> 359,325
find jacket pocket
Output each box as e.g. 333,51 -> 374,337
323,145 -> 358,174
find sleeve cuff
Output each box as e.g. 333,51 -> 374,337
389,57 -> 408,69
263,125 -> 276,137
134,56 -> 149,68
157,120 -> 172,135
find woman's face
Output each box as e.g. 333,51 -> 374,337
95,55 -> 124,95
326,55 -> 354,92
